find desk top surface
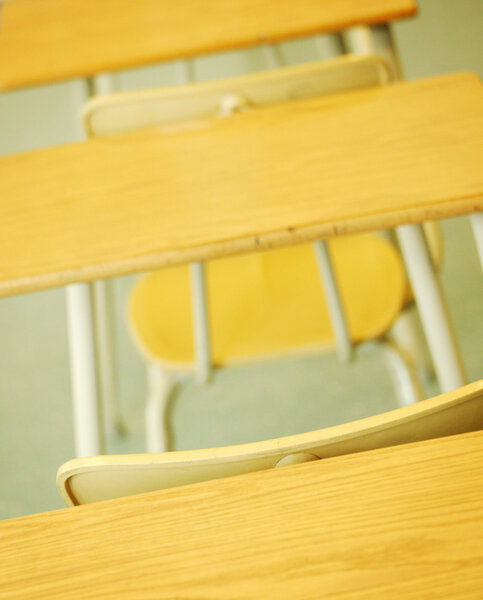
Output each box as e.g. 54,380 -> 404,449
1,430 -> 482,599
0,72 -> 482,298
0,0 -> 417,91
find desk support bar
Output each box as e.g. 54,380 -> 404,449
470,213 -> 483,269
396,224 -> 466,392
66,283 -> 104,457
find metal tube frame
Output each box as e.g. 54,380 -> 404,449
344,23 -> 466,392
189,262 -> 212,384
342,23 -> 400,80
145,362 -> 177,453
66,282 -> 104,457
92,278 -> 124,435
396,224 -> 466,391
313,241 -> 353,362
341,25 -> 376,56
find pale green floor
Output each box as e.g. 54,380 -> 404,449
0,0 -> 482,519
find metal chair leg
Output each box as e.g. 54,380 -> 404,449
145,363 -> 177,453
189,262 -> 212,385
380,337 -> 425,407
313,240 -> 353,362
391,309 -> 435,384
397,224 -> 466,392
66,282 -> 104,457
93,280 -> 127,436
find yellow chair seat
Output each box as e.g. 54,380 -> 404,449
128,235 -> 406,370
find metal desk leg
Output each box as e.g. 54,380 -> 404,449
470,213 -> 483,269
66,282 -> 104,457
396,224 -> 466,392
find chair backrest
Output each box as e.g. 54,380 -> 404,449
82,54 -> 390,138
58,380 -> 483,506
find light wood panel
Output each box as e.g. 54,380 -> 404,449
57,380 -> 483,505
0,0 -> 416,91
0,72 -> 481,298
83,54 -> 391,137
2,431 -> 483,599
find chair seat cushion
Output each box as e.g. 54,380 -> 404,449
128,235 -> 406,369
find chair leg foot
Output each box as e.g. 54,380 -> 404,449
380,337 -> 425,407
145,363 -> 177,453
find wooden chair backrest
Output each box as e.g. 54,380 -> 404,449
83,54 -> 390,138
58,380 -> 483,505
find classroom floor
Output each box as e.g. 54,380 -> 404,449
0,0 -> 482,519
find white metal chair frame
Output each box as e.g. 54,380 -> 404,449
68,24 -> 472,459
83,51 -> 428,452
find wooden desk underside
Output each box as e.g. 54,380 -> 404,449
0,72 -> 481,298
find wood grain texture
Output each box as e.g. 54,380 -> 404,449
0,0 -> 416,91
0,72 -> 482,298
2,431 -> 483,599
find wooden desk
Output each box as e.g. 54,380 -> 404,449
1,72 -> 481,296
0,71 -> 482,439
1,430 -> 482,599
0,0 -> 419,458
0,0 -> 416,91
